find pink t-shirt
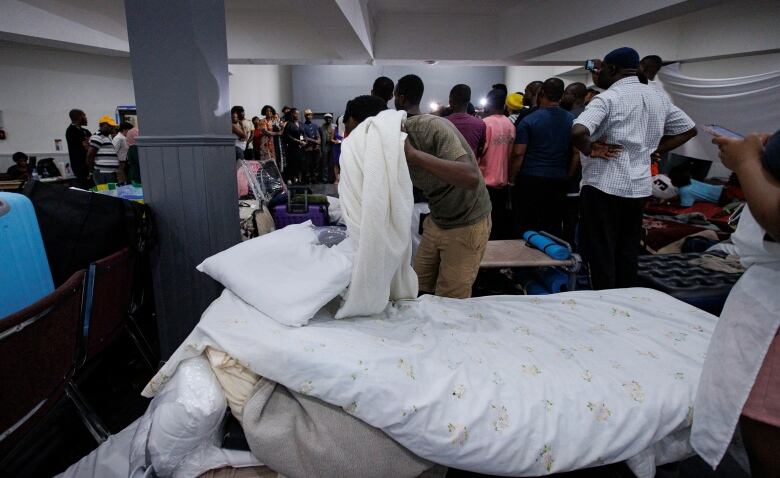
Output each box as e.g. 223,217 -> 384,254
479,115 -> 516,187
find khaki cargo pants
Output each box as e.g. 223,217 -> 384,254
413,214 -> 491,298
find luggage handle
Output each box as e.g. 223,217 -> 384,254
287,186 -> 310,214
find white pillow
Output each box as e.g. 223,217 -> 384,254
197,221 -> 353,326
147,355 -> 226,477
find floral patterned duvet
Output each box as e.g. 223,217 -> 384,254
145,287 -> 716,477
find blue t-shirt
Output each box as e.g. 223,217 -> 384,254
514,107 -> 574,179
678,179 -> 723,207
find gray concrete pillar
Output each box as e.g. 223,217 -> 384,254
125,0 -> 239,358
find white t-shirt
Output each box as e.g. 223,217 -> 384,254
113,132 -> 129,162
241,119 -> 254,149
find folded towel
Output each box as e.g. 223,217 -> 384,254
523,231 -> 571,260
336,110 -> 418,318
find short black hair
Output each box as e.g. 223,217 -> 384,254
281,105 -> 290,112
526,81 -> 543,92
540,78 -> 565,102
449,84 -> 471,107
467,102 -> 475,116
641,55 -> 663,67
344,95 -> 387,125
492,83 -> 508,94
396,74 -> 424,106
12,151 -> 28,162
486,88 -> 507,111
69,109 -> 83,121
231,105 -> 244,115
565,82 -> 587,100
261,105 -> 276,116
372,76 -> 395,102
119,121 -> 134,131
668,163 -> 692,188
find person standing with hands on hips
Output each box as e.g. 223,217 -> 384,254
571,46 -> 697,290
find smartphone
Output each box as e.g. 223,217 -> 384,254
584,59 -> 596,72
703,124 -> 743,139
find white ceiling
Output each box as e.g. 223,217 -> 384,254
1,0 -> 778,66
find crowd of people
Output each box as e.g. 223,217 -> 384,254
307,48 -> 780,477
232,53 -> 683,292
229,77 -> 398,185
63,109 -> 140,185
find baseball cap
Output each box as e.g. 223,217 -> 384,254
603,47 -> 640,69
323,113 -> 333,118
98,115 -> 118,127
304,109 -> 314,115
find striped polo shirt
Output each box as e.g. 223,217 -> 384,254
89,133 -> 119,172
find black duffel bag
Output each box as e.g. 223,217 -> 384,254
23,181 -> 154,286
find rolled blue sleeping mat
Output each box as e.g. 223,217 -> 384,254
523,231 -> 571,260
536,267 -> 569,293
525,281 -> 551,295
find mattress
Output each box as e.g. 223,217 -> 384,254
637,253 -> 742,315
144,287 -> 717,477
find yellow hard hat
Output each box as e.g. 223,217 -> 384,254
505,93 -> 524,111
98,115 -> 118,127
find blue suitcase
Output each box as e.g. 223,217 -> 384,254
0,192 -> 54,318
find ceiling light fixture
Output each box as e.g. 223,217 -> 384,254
429,101 -> 439,111
479,98 -> 487,107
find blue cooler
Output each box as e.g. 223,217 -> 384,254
0,192 -> 55,318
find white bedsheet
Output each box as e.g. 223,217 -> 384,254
144,288 -> 716,477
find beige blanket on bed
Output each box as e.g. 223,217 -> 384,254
241,379 -> 441,478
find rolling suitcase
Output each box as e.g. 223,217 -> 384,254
272,186 -> 329,229
0,192 -> 55,318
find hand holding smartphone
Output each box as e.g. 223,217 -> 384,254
704,124 -> 744,139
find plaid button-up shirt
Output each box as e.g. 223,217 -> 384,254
575,77 -> 695,198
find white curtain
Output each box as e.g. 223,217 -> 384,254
657,64 -> 780,163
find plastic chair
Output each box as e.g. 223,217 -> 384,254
0,270 -> 108,457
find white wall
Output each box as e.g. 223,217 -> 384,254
504,66 -> 587,93
228,65 -> 293,116
292,65 -> 506,118
0,41 -> 298,170
0,41 -> 135,169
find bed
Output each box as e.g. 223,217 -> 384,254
137,286 -> 716,478
480,239 -> 582,291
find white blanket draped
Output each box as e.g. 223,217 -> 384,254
657,64 -> 780,162
336,109 -> 418,318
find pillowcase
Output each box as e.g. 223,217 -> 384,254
197,221 -> 353,326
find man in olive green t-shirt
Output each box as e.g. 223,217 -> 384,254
395,74 -> 492,298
